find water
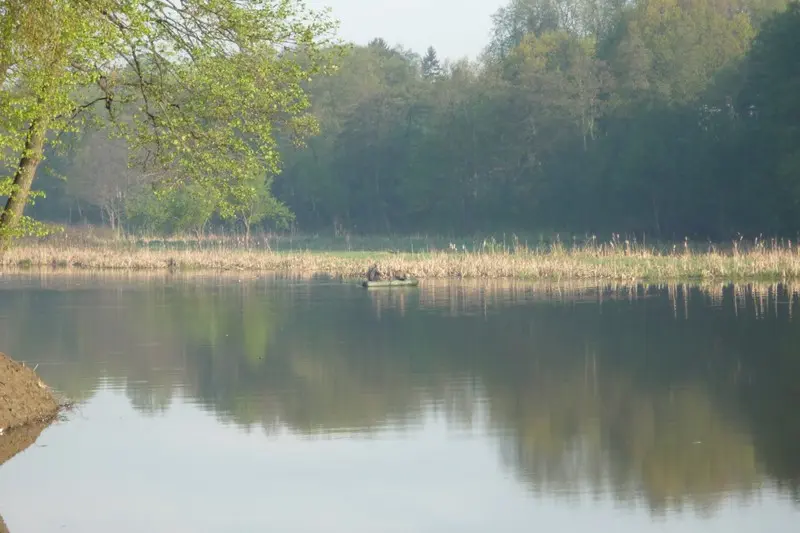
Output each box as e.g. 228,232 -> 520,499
0,274 -> 798,532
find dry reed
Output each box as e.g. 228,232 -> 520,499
4,236 -> 800,282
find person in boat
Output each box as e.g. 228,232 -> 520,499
366,264 -> 407,281
367,264 -> 382,281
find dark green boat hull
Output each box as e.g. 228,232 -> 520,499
361,279 -> 419,288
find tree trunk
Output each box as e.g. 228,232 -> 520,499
0,118 -> 48,247
651,193 -> 662,239
106,207 -> 117,232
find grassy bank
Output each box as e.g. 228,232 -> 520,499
4,233 -> 800,282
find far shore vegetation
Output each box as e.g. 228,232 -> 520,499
2,0 -> 799,279
5,228 -> 800,283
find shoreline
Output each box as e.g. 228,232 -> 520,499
0,352 -> 67,436
3,241 -> 800,282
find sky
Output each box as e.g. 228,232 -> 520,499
305,0 -> 506,61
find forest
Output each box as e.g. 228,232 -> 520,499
13,0 -> 800,241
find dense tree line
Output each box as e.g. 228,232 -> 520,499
275,0 -> 799,239
21,0 -> 800,240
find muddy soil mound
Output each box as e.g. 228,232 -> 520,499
0,352 -> 59,432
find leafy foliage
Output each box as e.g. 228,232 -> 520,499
126,182 -> 217,237
0,178 -> 59,239
270,0 -> 796,239
0,0 -> 340,241
232,176 -> 295,240
12,0 -> 800,241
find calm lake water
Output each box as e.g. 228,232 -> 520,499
0,274 -> 798,532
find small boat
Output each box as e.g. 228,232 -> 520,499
361,278 -> 419,288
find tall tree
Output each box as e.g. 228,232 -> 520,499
735,1 -> 800,233
421,46 -> 442,80
0,0 -> 339,245
65,130 -> 148,232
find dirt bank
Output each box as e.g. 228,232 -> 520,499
0,352 -> 59,432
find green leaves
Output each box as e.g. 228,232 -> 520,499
271,0 -> 797,239
0,178 -> 60,239
109,1 -> 341,216
3,0 -> 797,241
0,0 -> 341,241
614,0 -> 755,103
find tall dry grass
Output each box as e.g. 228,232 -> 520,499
4,234 -> 800,282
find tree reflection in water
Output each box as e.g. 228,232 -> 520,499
0,276 -> 798,516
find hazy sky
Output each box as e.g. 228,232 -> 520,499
305,0 -> 506,61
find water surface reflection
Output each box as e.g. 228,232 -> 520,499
0,275 -> 798,531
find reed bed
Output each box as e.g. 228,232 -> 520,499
4,236 -> 800,282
